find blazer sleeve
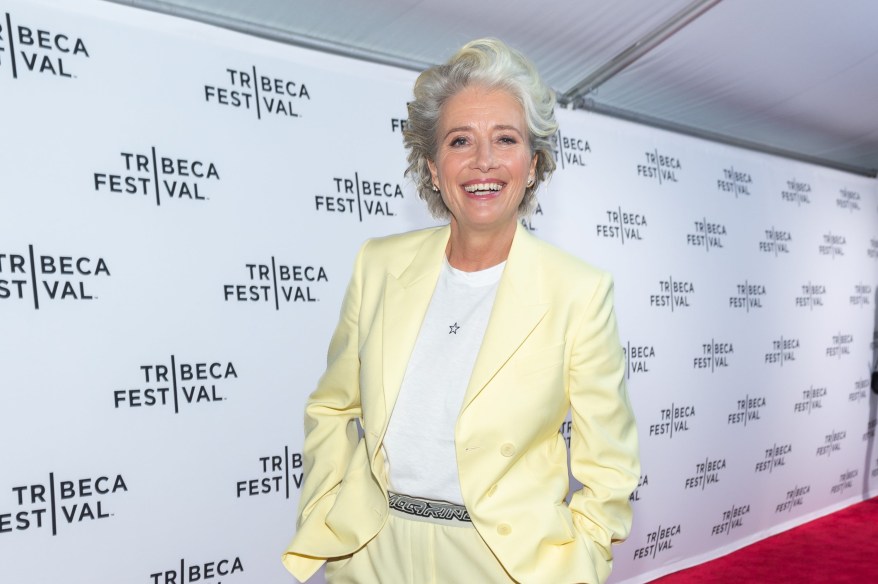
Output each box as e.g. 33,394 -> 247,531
295,240 -> 369,529
567,273 -> 640,583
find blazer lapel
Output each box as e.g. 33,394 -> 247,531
380,226 -> 450,428
461,224 -> 548,412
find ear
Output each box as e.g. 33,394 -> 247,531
427,159 -> 439,187
528,153 -> 538,183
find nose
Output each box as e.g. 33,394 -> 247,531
473,140 -> 496,171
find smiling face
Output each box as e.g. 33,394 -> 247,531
428,85 -> 537,239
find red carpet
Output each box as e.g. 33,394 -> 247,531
651,497 -> 878,583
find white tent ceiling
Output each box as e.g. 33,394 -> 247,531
109,0 -> 878,177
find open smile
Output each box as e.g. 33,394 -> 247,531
462,181 -> 506,197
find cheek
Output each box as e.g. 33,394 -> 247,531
521,153 -> 537,175
438,157 -> 465,185
505,152 -> 533,177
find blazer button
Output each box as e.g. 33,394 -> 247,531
497,523 -> 512,536
500,443 -> 516,457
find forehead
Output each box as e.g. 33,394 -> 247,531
439,85 -> 526,130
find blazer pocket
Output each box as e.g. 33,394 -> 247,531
552,502 -> 577,544
515,343 -> 565,377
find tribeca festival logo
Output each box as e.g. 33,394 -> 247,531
851,377 -> 871,404
758,226 -> 792,256
686,218 -> 726,251
684,456 -> 726,490
203,66 -> 310,120
113,358 -> 238,414
629,474 -> 649,503
710,503 -> 750,537
765,335 -> 798,366
519,202 -> 544,232
623,341 -> 656,378
826,332 -> 853,359
650,276 -> 694,311
314,174 -> 404,220
559,420 -> 572,448
390,115 -> 408,134
775,484 -> 810,514
818,231 -> 846,258
150,556 -> 245,584
796,282 -> 826,310
817,429 -> 845,458
0,246 -> 110,308
794,385 -> 826,415
754,443 -> 792,474
632,523 -> 681,561
595,207 -> 647,244
716,165 -> 752,197
729,280 -> 765,312
1,472 -> 127,535
852,283 -> 873,306
830,470 -> 858,496
836,187 -> 861,211
552,130 -> 591,170
236,447 -> 304,499
223,260 -> 328,307
648,402 -> 695,439
637,149 -> 681,184
93,149 -> 221,207
728,394 -> 766,426
0,13 -> 89,80
692,339 -> 733,372
780,178 -> 811,206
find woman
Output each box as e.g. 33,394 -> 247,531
283,38 -> 639,584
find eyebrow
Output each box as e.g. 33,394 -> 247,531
443,124 -> 525,140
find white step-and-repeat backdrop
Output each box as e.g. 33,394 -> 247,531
1,1 -> 877,582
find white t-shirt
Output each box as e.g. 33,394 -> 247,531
381,257 -> 504,505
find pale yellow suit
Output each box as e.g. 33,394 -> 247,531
283,224 -> 640,584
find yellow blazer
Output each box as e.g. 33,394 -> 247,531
283,224 -> 639,584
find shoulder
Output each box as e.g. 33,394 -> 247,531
515,232 -> 620,340
518,229 -> 610,291
363,225 -> 446,255
355,224 -> 448,275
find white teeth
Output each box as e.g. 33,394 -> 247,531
464,182 -> 504,193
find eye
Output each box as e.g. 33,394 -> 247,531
498,135 -> 518,145
449,136 -> 468,147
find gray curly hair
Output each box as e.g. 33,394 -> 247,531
403,38 -> 558,219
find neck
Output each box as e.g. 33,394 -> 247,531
446,219 -> 517,272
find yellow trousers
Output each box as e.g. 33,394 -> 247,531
325,508 -> 517,583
